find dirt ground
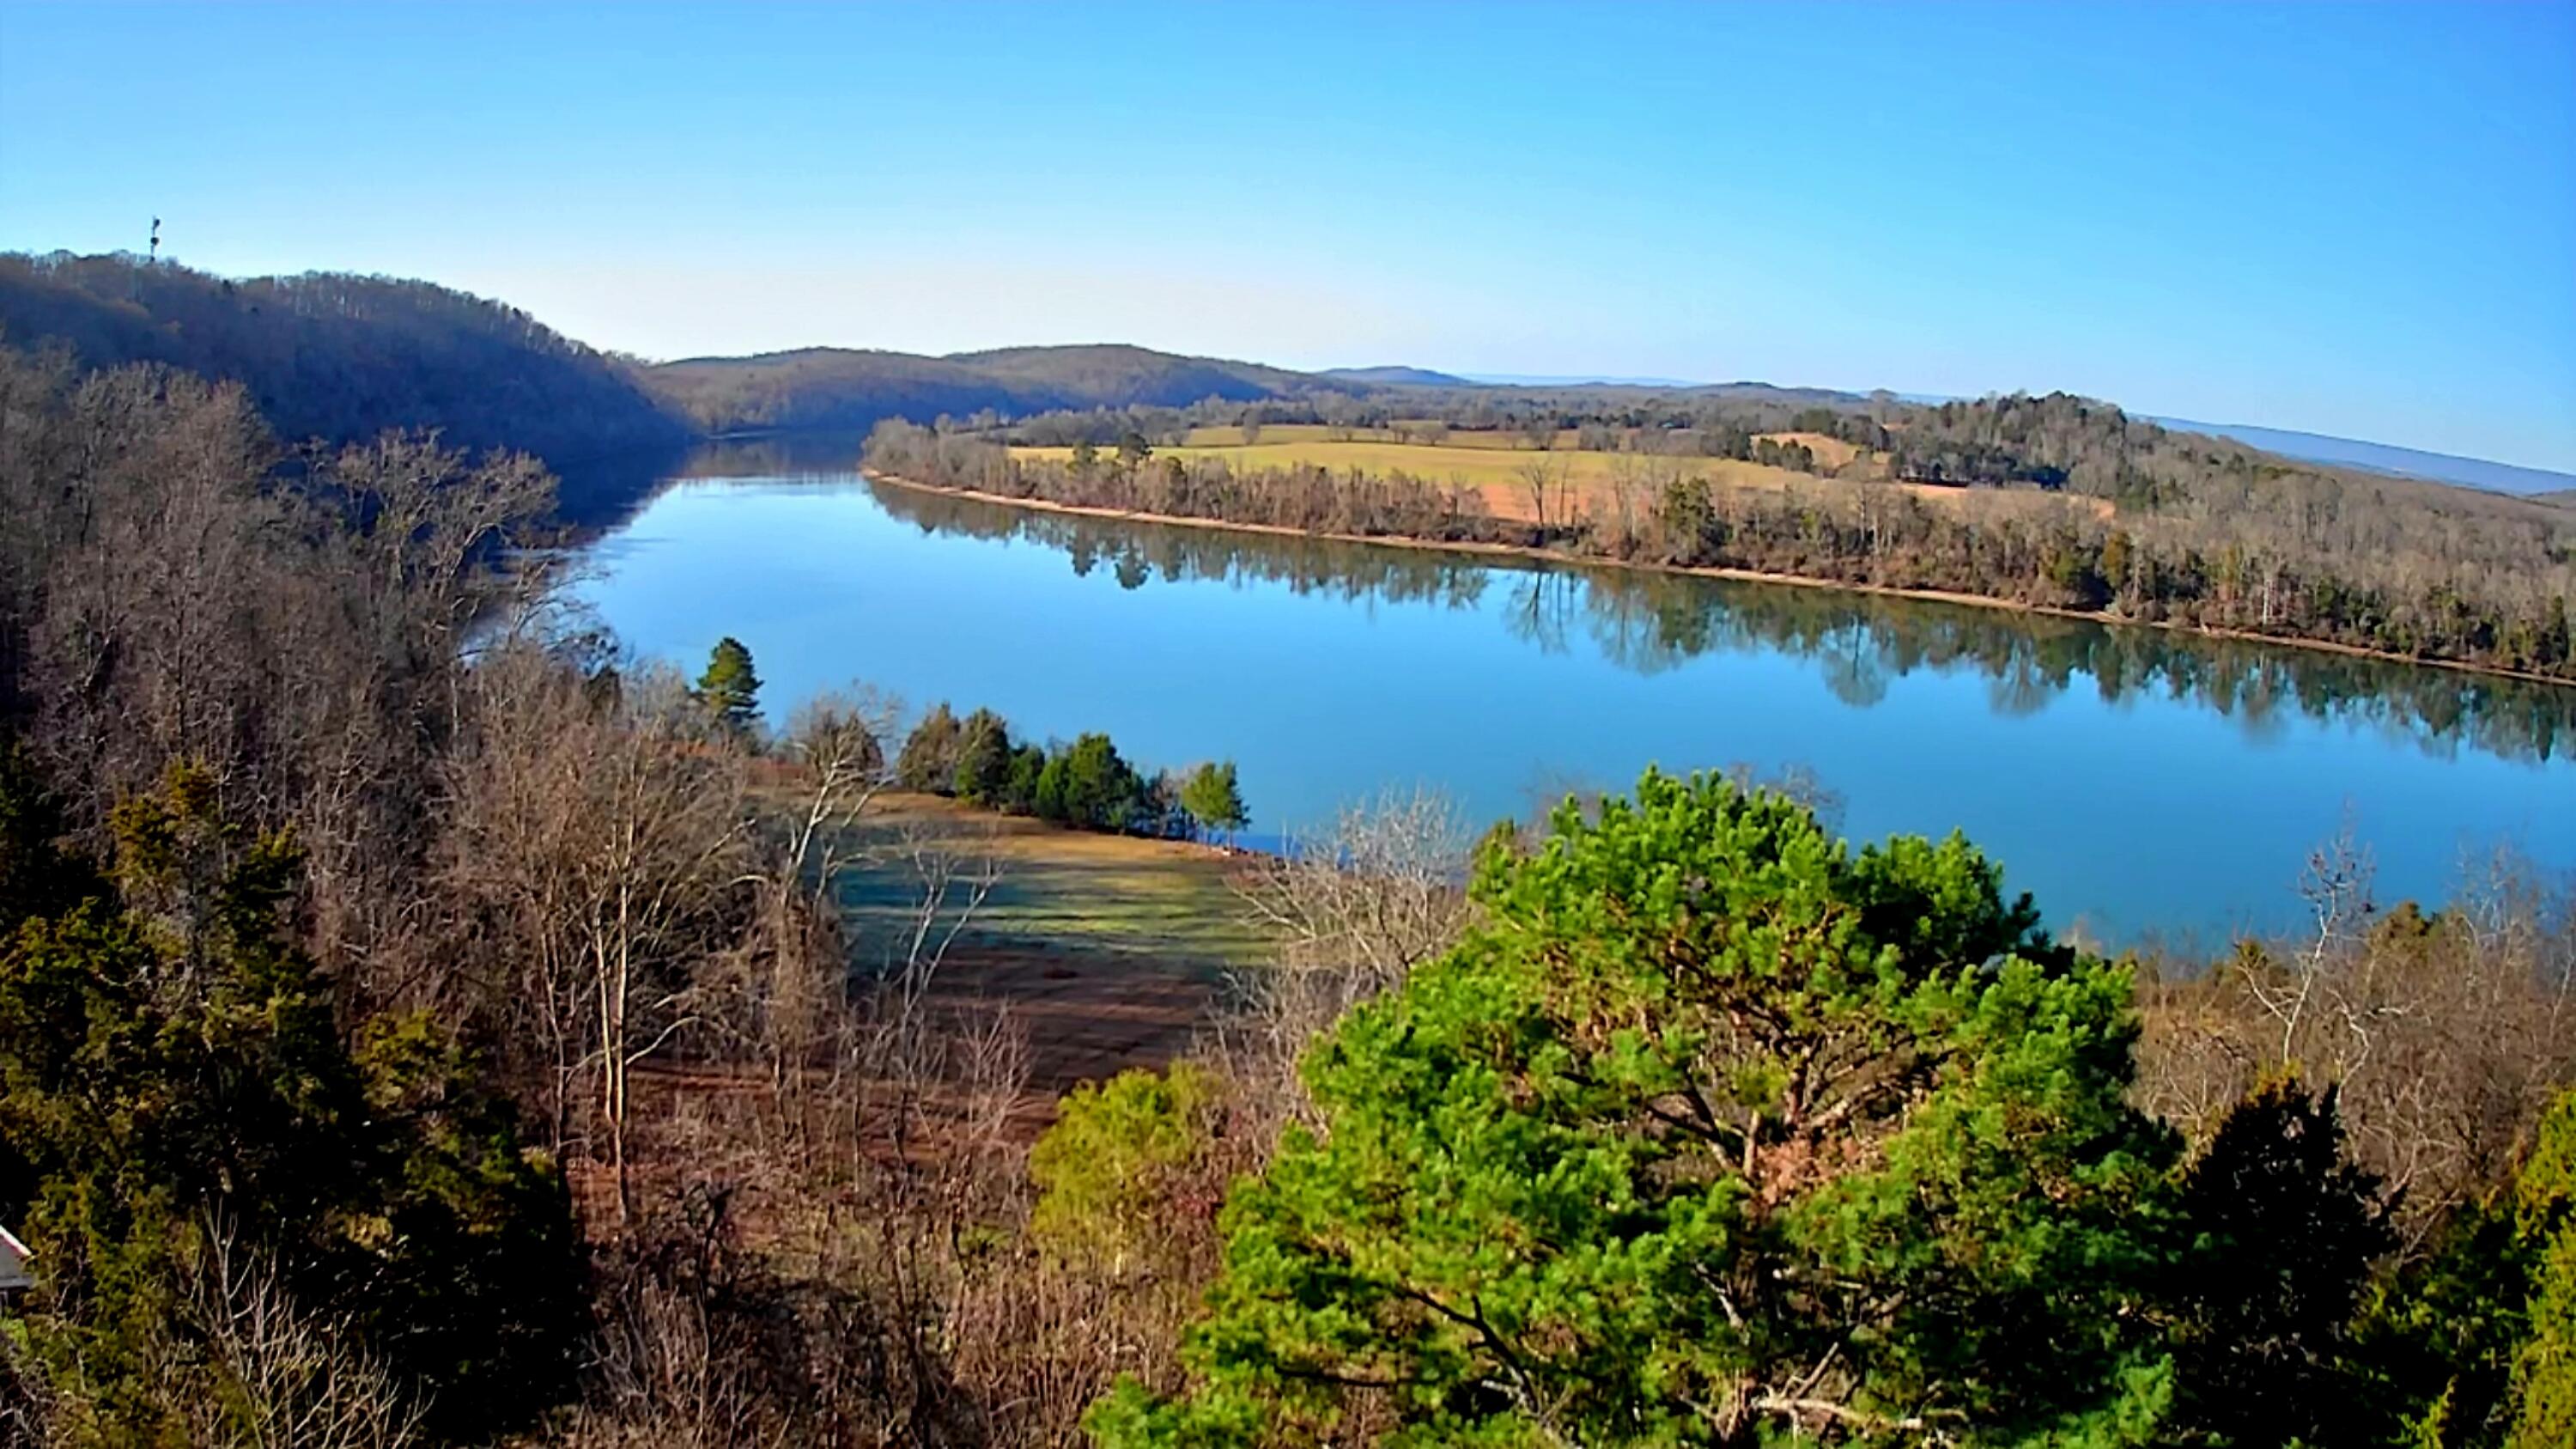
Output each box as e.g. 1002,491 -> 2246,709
912,941 -> 1227,1129
827,793 -> 1272,1106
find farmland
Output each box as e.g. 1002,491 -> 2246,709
826,790 -> 1269,977
1005,423 -> 2104,525
1011,424 -> 1824,522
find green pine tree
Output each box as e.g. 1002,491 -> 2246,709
2166,1078 -> 2395,1446
1176,761 -> 1248,840
898,703 -> 964,794
1089,769 -> 2184,1447
695,636 -> 762,734
0,758 -> 581,1442
951,709 -> 1016,805
1050,733 -> 1141,833
1004,743 -> 1049,816
2510,1090 -> 2576,1446
1032,1062 -> 1230,1276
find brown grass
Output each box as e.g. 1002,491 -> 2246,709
1759,430 -> 1864,469
1012,436 -> 1822,526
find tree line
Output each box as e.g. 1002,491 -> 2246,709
889,697 -> 1248,840
692,635 -> 1250,843
865,416 -> 2576,680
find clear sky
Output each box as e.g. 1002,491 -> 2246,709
3,2 -> 2572,471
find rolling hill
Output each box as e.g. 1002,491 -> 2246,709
2151,417 -> 2576,497
646,343 -> 1344,435
1318,364 -> 1473,387
0,252 -> 690,520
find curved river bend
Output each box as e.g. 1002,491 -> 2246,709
570,444 -> 2576,948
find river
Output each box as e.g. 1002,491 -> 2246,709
567,439 -> 2576,948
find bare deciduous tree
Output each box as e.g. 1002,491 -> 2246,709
1514,454 -> 1565,535
184,1221 -> 425,1449
1218,788 -> 1478,1133
2138,842 -> 2576,1248
439,652 -> 757,1223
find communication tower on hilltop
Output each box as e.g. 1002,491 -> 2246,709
149,217 -> 161,263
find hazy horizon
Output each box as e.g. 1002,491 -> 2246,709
3,1 -> 2571,472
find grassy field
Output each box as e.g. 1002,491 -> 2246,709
1005,426 -> 2111,526
1766,429 -> 1866,469
793,792 -> 1273,1105
1168,423 -> 1863,460
1010,429 -> 1837,522
823,792 -> 1271,976
644,791 -> 1269,1131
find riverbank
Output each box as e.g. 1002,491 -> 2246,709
863,470 -> 2576,689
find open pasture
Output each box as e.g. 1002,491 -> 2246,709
1005,429 -> 2093,527
822,791 -> 1272,976
767,791 -> 1274,1109
1010,435 -> 1832,521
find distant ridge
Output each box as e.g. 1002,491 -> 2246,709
2151,417 -> 2576,497
647,343 -> 1346,434
1318,364 -> 1472,387
1463,371 -> 1710,388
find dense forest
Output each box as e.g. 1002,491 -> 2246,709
0,253 -> 690,521
0,331 -> 2573,1446
641,344 -> 1337,435
863,405 -> 2576,679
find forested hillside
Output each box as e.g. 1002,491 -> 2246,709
641,341 -> 1342,434
1317,364 -> 1473,386
0,253 -> 690,520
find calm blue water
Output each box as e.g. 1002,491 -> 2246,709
568,455 -> 2575,948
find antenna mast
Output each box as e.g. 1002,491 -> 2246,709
149,217 -> 161,264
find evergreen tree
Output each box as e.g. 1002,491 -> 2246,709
897,703 -> 964,794
1004,743 -> 1049,816
2349,1088 -> 2576,1446
1091,770 -> 2183,1446
1176,761 -> 1248,840
1034,750 -> 1071,824
1031,1062 -> 1230,1276
0,760 -> 580,1441
2166,1078 -> 2394,1446
1050,732 -> 1142,833
2354,1199 -> 2532,1448
695,636 -> 762,734
951,708 -> 1015,806
2509,1089 -> 2576,1446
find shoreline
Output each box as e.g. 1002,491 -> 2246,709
860,470 -> 2576,690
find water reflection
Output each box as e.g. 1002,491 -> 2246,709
862,474 -> 2575,766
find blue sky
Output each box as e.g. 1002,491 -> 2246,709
3,2 -> 2572,471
